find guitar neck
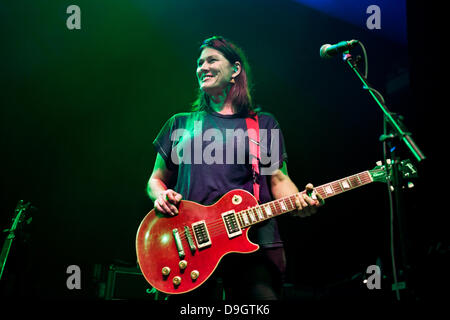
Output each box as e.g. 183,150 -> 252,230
236,170 -> 374,228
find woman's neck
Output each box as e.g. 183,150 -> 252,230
210,101 -> 235,115
209,87 -> 235,115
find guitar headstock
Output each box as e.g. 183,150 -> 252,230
369,159 -> 418,183
398,159 -> 418,179
369,162 -> 389,183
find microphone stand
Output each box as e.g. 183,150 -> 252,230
0,201 -> 33,281
341,51 -> 426,301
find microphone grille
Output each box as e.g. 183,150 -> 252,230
320,44 -> 331,58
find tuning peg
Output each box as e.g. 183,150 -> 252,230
376,159 -> 392,166
401,182 -> 415,189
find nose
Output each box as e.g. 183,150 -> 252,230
197,64 -> 209,78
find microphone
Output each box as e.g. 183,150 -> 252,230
320,40 -> 359,58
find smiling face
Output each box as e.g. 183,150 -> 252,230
196,47 -> 239,97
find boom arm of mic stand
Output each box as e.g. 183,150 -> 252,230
342,52 -> 426,163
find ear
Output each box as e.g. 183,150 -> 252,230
232,61 -> 241,78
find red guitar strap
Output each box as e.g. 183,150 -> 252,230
245,112 -> 260,202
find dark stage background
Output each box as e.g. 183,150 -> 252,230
1,0 -> 446,302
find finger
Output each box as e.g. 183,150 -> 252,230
306,184 -> 315,199
166,191 -> 176,204
300,194 -> 309,208
154,200 -> 162,213
304,193 -> 320,215
167,191 -> 182,204
303,193 -> 316,206
296,194 -> 307,211
293,195 -> 307,218
316,193 -> 325,206
172,192 -> 182,204
294,194 -> 303,209
159,198 -> 177,216
298,194 -> 310,217
170,204 -> 179,214
154,200 -> 169,215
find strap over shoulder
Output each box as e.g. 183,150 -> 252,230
245,113 -> 260,202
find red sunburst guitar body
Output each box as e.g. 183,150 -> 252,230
136,189 -> 260,295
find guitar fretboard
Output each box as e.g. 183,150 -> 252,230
236,170 -> 373,228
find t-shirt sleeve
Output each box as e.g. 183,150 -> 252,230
259,113 -> 288,175
153,115 -> 178,171
271,116 -> 288,167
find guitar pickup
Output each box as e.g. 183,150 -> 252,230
184,226 -> 197,253
172,228 -> 185,259
222,210 -> 242,239
192,220 -> 212,249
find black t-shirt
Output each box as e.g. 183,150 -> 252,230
153,108 -> 288,247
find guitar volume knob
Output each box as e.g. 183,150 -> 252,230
179,260 -> 188,270
191,270 -> 199,280
173,276 -> 181,285
161,266 -> 171,276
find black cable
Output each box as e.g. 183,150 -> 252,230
359,41 -> 401,300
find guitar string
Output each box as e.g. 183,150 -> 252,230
178,173 -> 375,237
178,174 -> 375,241
179,187 -> 375,242
175,172 -> 377,241
178,194 -> 295,232
178,198 -> 297,239
180,200 -> 291,234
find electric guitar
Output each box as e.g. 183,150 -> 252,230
136,161 -> 416,294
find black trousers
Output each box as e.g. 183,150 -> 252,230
167,246 -> 286,301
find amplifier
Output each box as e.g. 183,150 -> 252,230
101,264 -> 165,300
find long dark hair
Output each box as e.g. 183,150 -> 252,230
192,36 -> 258,115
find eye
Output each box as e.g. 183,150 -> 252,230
197,57 -> 217,67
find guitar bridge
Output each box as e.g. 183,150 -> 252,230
192,221 -> 212,249
222,210 -> 242,239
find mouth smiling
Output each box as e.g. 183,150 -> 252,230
201,74 -> 215,81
